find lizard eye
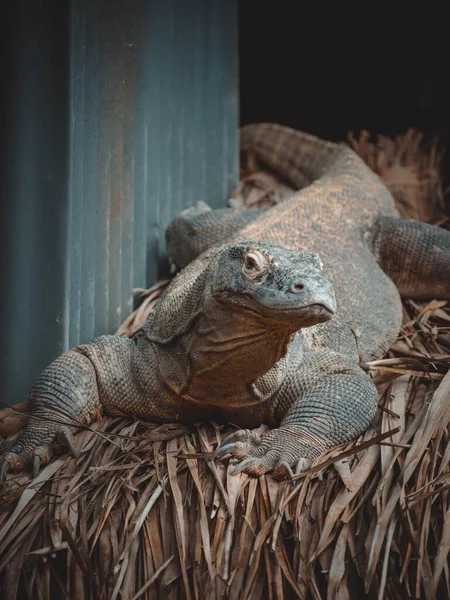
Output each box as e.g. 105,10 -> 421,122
242,250 -> 270,280
245,256 -> 257,270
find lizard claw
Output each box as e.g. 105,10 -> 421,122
219,429 -> 259,448
0,458 -> 10,483
31,445 -> 53,479
212,443 -> 241,461
61,429 -> 79,459
295,457 -> 312,475
213,429 -> 261,462
33,454 -> 41,479
232,458 -> 254,475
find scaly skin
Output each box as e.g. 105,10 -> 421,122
2,123 -> 450,481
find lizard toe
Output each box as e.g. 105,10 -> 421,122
215,428 -> 323,479
32,455 -> 41,479
232,448 -> 284,476
232,458 -> 254,475
32,445 -> 53,478
0,451 -> 27,482
232,456 -> 272,477
222,429 -> 261,444
212,442 -> 240,461
219,429 -> 248,447
272,456 -> 313,481
213,429 -> 262,462
295,456 -> 313,474
219,429 -> 260,448
273,460 -> 295,481
59,428 -> 79,459
0,457 -> 11,483
0,420 -> 80,480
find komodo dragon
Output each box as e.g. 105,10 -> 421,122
1,123 -> 450,481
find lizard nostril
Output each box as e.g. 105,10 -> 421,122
292,282 -> 304,293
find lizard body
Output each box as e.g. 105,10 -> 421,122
2,123 -> 450,479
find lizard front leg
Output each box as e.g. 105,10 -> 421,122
0,335 -> 164,480
0,349 -> 102,480
214,352 -> 378,479
165,203 -> 266,269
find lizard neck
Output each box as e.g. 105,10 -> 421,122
181,297 -> 295,406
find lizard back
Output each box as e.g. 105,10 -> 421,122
235,124 -> 403,360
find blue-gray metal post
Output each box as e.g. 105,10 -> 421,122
0,0 -> 238,406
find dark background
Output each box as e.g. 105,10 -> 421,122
239,3 -> 450,179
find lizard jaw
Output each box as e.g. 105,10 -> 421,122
214,290 -> 335,328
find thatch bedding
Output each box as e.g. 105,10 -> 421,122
0,130 -> 449,599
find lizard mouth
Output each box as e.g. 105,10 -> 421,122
215,290 -> 335,325
260,301 -> 335,323
297,302 -> 334,317
283,302 -> 334,314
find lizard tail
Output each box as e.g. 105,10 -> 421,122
240,123 -> 356,189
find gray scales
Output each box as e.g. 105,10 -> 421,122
1,124 -> 450,480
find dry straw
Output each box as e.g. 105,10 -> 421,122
0,130 -> 449,599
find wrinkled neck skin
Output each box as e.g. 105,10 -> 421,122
156,294 -> 299,409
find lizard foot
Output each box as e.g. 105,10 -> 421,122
213,427 -> 323,480
0,423 -> 78,482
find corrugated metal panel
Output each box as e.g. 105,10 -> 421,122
0,0 -> 238,406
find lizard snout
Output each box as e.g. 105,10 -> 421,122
287,275 -> 336,314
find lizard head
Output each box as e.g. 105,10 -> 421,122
212,242 -> 336,329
